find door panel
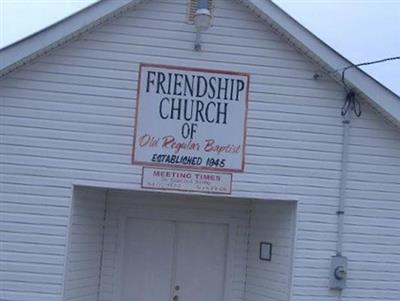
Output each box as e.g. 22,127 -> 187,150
173,222 -> 228,301
121,218 -> 175,301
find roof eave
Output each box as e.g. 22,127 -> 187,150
241,0 -> 400,127
0,0 -> 143,76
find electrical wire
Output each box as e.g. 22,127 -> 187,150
342,56 -> 400,71
331,56 -> 399,117
341,91 -> 362,117
325,56 -> 399,90
340,56 -> 400,88
330,56 -> 400,76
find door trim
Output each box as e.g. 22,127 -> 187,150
112,206 -> 238,301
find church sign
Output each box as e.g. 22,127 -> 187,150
132,64 -> 250,172
141,167 -> 232,195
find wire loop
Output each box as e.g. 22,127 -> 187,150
341,91 -> 362,117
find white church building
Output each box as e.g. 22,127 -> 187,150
1,1 -> 399,301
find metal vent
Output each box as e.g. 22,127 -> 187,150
187,0 -> 214,24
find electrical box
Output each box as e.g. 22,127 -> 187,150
329,255 -> 347,290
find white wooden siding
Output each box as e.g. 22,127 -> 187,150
341,103 -> 400,301
0,0 -> 399,300
245,201 -> 296,301
63,187 -> 106,301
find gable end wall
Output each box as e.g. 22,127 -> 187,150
1,0 -> 399,300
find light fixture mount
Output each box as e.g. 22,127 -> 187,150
193,0 -> 212,51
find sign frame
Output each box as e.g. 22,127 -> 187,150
131,63 -> 250,172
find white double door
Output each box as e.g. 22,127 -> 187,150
120,217 -> 229,301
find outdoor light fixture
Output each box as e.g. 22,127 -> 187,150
194,0 -> 212,51
194,8 -> 211,31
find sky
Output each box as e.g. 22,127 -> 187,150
0,0 -> 399,95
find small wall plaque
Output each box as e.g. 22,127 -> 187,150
259,242 -> 272,261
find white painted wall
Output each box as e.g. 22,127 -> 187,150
1,0 -> 399,300
63,187 -> 106,301
245,201 -> 296,301
341,103 -> 400,301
